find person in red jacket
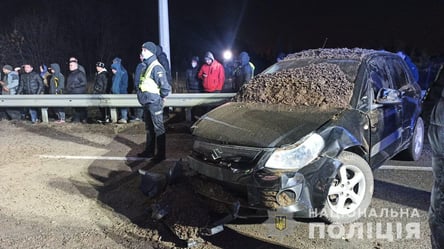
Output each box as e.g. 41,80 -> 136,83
198,51 -> 225,93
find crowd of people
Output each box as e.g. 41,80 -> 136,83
0,43 -> 257,163
0,48 -> 256,124
185,50 -> 255,93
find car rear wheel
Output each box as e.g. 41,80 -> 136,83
321,151 -> 374,224
401,116 -> 424,161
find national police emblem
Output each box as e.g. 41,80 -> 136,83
275,215 -> 287,231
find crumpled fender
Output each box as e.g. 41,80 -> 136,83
298,156 -> 343,213
318,109 -> 370,160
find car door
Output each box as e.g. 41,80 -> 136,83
386,57 -> 421,144
365,56 -> 403,167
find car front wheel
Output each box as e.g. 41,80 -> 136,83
321,151 -> 374,224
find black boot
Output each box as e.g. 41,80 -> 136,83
138,132 -> 155,158
152,134 -> 166,163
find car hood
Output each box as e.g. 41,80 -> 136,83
192,102 -> 344,148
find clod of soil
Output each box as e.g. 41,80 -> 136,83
154,182 -> 210,241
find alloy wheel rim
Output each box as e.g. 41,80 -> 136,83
327,164 -> 366,215
414,121 -> 424,156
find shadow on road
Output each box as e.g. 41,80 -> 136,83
374,180 -> 430,211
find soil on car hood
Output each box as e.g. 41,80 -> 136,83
193,102 -> 342,147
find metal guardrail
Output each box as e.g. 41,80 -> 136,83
0,93 -> 236,123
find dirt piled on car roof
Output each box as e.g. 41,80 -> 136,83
233,48 -> 373,109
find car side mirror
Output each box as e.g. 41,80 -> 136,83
375,88 -> 402,105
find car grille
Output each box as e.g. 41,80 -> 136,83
191,140 -> 266,170
191,176 -> 283,210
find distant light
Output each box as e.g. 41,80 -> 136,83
223,50 -> 233,61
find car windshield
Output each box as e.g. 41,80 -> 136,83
234,57 -> 361,109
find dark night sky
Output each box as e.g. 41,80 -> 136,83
2,0 -> 444,73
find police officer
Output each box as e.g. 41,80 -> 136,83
136,41 -> 171,163
429,87 -> 444,249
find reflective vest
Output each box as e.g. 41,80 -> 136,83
139,60 -> 161,94
249,62 -> 255,77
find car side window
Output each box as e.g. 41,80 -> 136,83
368,58 -> 392,95
358,59 -> 390,110
387,58 -> 411,89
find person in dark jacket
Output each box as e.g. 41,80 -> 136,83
111,61 -> 129,124
48,63 -> 65,123
396,51 -> 419,83
66,59 -> 88,123
156,45 -> 173,87
233,51 -> 254,91
17,63 -> 44,123
130,54 -> 145,122
69,57 -> 86,79
93,62 -> 110,123
429,86 -> 444,249
136,41 -> 171,163
185,56 -> 202,93
155,45 -> 174,117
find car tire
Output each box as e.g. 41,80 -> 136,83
400,116 -> 424,161
321,151 -> 374,224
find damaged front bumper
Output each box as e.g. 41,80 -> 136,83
187,155 -> 342,218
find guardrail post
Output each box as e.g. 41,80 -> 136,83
41,108 -> 49,123
110,108 -> 118,123
185,107 -> 192,122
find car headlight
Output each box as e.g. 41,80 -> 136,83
265,133 -> 325,170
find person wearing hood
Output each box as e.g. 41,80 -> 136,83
110,61 -> 129,123
155,45 -> 173,87
112,57 -> 128,79
48,63 -> 65,123
233,51 -> 254,91
198,51 -> 225,93
136,41 -> 171,163
396,51 -> 419,83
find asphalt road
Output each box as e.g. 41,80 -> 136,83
39,126 -> 435,249
0,118 -> 434,249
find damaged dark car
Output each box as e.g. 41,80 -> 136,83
188,48 -> 424,224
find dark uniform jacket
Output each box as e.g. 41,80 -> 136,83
18,71 -> 44,94
66,69 -> 87,94
93,70 -> 109,94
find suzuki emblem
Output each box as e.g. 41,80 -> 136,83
211,148 -> 223,160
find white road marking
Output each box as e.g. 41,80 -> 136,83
379,165 -> 432,171
39,155 -> 178,162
